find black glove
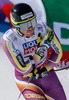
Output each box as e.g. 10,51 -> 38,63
28,55 -> 48,81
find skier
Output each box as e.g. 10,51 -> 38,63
2,3 -> 67,100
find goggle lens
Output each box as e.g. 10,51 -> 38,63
20,18 -> 36,30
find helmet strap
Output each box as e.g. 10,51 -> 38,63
16,27 -> 24,37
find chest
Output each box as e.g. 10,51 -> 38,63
22,39 -> 38,55
14,35 -> 38,57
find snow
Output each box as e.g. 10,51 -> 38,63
0,44 -> 69,100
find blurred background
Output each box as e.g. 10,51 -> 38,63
0,0 -> 69,100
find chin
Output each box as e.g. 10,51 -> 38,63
27,32 -> 34,36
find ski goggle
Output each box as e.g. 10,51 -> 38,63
19,18 -> 36,30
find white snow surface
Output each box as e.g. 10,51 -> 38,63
0,43 -> 69,100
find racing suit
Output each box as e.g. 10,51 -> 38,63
2,22 -> 66,100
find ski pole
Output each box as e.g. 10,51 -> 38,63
17,75 -> 35,100
17,55 -> 37,100
54,66 -> 69,71
48,59 -> 69,71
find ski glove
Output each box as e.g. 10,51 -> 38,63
36,45 -> 47,58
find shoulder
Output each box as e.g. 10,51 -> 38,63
3,28 -> 17,41
36,21 -> 47,30
36,21 -> 47,37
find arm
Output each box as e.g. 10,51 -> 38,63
34,24 -> 62,72
2,37 -> 33,75
40,26 -> 62,71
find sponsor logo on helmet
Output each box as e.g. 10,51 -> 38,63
21,12 -> 33,20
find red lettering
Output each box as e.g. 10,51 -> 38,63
24,46 -> 37,55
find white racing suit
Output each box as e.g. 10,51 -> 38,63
2,22 -> 66,100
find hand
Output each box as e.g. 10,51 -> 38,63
36,45 -> 47,58
31,67 -> 48,80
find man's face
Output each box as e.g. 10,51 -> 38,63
19,18 -> 36,37
20,26 -> 34,37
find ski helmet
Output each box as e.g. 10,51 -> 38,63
10,3 -> 36,31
